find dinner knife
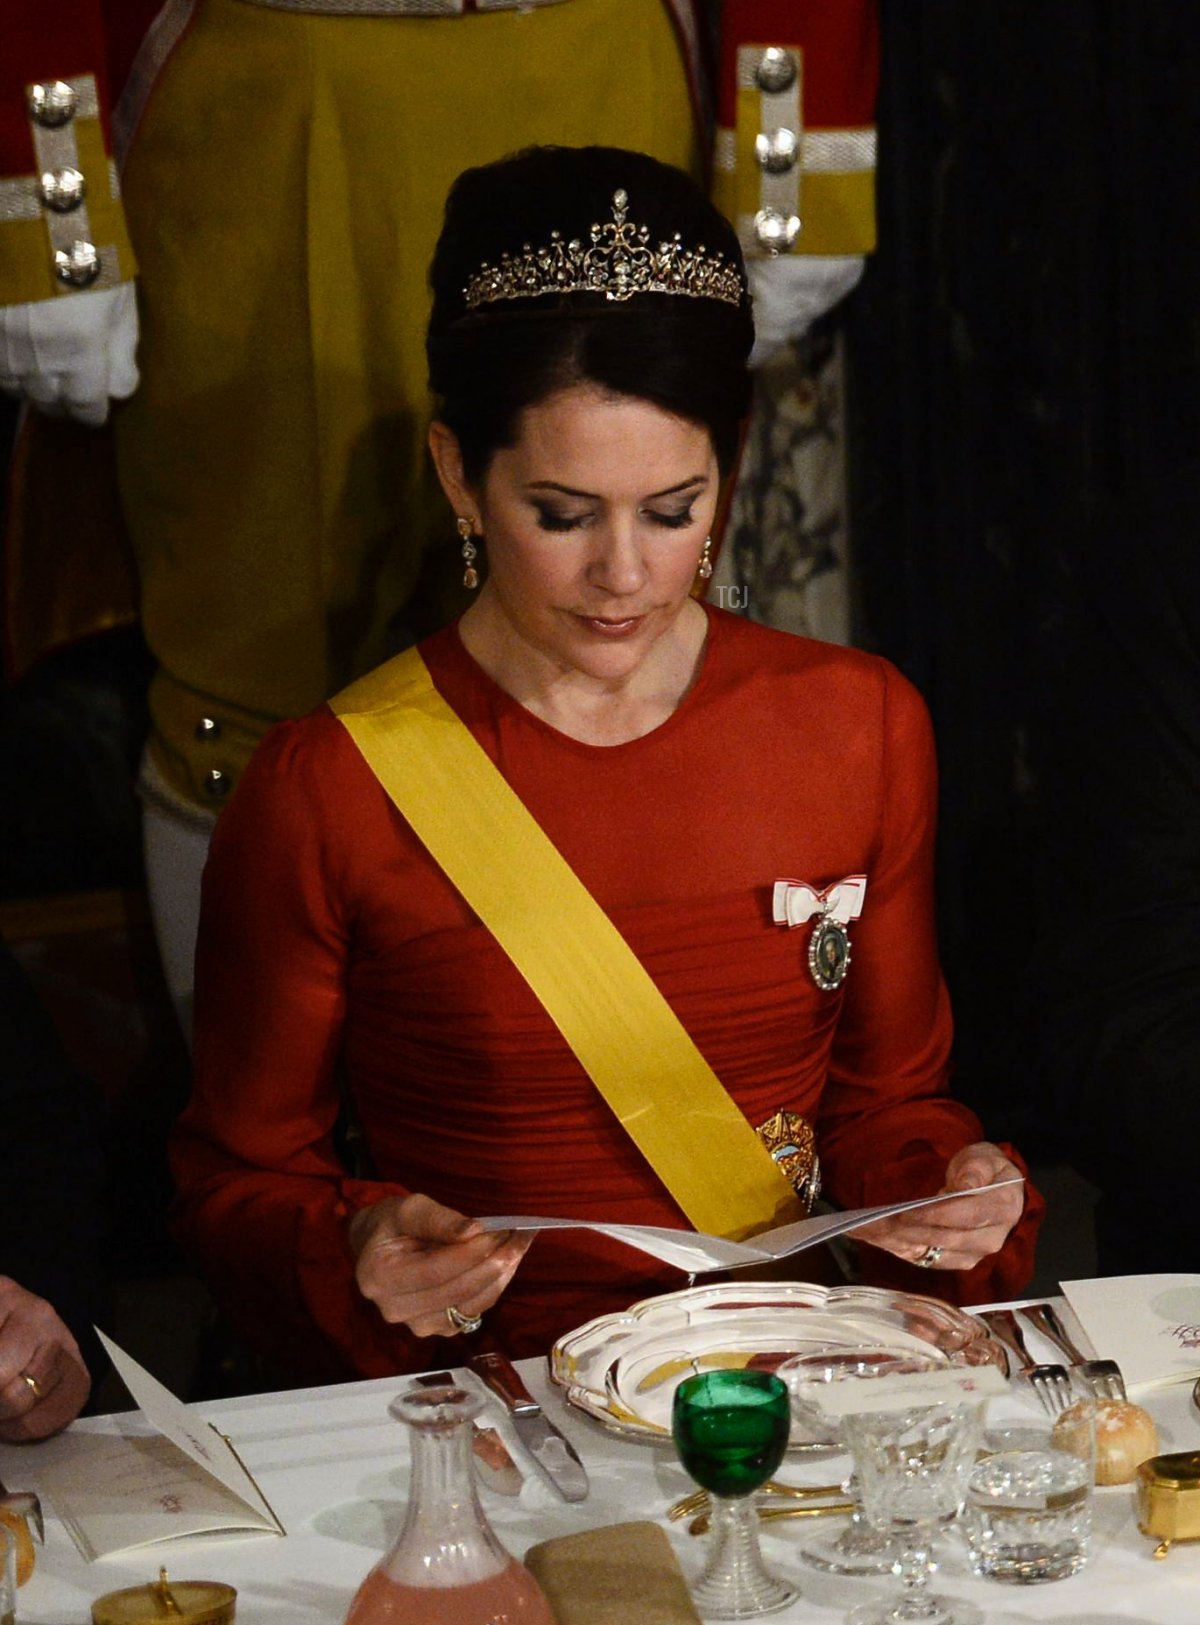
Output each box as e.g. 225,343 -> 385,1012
469,1351 -> 589,1502
410,1371 -> 524,1496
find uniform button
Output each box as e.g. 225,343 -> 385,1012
755,128 -> 799,175
203,769 -> 231,798
28,81 -> 78,128
194,716 -> 223,741
754,208 -> 802,254
38,167 -> 87,213
755,47 -> 797,95
53,241 -> 102,288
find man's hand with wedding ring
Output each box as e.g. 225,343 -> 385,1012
0,1276 -> 91,1442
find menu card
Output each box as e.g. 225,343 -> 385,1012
22,1332 -> 285,1560
1062,1274 -> 1200,1395
480,1177 -> 1025,1274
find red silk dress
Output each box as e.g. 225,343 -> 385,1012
172,606 -> 1043,1382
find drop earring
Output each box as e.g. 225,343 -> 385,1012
457,516 -> 479,589
697,535 -> 713,580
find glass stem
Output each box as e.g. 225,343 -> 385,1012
701,1494 -> 768,1595
892,1534 -> 940,1621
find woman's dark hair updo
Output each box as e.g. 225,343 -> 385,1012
426,146 -> 755,483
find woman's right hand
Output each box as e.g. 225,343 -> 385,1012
348,1193 -> 531,1338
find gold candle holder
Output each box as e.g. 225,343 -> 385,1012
1136,1451 -> 1200,1557
92,1569 -> 236,1624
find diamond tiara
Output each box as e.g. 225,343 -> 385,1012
462,188 -> 746,313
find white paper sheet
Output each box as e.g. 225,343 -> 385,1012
25,1333 -> 285,1560
480,1177 -> 1025,1273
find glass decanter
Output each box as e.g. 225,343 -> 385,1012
344,1381 -> 554,1625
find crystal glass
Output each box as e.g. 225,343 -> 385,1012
780,1345 -> 943,1576
963,1405 -> 1095,1583
842,1398 -> 987,1625
343,1383 -> 555,1625
671,1368 -> 798,1619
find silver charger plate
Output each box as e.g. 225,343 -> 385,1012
550,1281 -> 1007,1447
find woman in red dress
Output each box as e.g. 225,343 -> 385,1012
172,147 -> 1040,1384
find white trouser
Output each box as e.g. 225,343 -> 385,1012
139,754 -> 216,1043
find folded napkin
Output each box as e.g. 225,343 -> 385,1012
525,1521 -> 701,1625
1062,1273 -> 1200,1393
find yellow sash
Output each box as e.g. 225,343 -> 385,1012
331,647 -> 796,1241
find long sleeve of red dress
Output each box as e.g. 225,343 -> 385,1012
172,608 -> 1042,1382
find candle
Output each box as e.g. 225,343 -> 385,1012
92,1569 -> 236,1624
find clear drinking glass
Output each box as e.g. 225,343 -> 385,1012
963,1404 -> 1096,1583
343,1382 -> 555,1625
842,1398 -> 987,1625
671,1368 -> 798,1619
780,1345 -> 943,1576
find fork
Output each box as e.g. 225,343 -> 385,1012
1020,1302 -> 1128,1401
978,1308 -> 1074,1415
687,1499 -> 856,1536
668,1479 -> 845,1521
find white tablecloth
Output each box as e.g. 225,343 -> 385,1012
2,1300 -> 1198,1624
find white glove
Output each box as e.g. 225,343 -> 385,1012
747,255 -> 866,368
0,281 -> 140,426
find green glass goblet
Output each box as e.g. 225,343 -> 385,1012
672,1368 -> 798,1619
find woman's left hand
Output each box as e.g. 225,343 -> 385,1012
854,1142 -> 1026,1272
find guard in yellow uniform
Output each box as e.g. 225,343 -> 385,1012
0,0 -> 878,1016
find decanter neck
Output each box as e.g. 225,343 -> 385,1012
381,1387 -> 510,1587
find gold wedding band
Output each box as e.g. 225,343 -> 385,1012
915,1244 -> 944,1269
21,1372 -> 44,1400
445,1305 -> 483,1336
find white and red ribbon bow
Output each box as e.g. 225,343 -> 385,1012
772,875 -> 868,929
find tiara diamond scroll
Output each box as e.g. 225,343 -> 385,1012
463,189 -> 745,313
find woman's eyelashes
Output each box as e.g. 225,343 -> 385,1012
532,504 -> 697,533
648,506 -> 697,530
534,506 -> 592,532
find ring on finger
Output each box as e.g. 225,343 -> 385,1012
915,1244 -> 944,1269
21,1372 -> 45,1400
445,1304 -> 483,1336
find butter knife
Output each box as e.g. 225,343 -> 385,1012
410,1371 -> 523,1495
0,1478 -> 43,1542
470,1351 -> 589,1502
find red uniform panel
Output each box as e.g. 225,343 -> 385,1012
717,0 -> 879,130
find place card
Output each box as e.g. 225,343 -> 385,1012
804,1364 -> 1007,1420
1062,1274 -> 1200,1395
18,1333 -> 284,1560
480,1177 -> 1025,1274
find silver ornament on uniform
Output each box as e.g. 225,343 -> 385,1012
773,874 -> 867,991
